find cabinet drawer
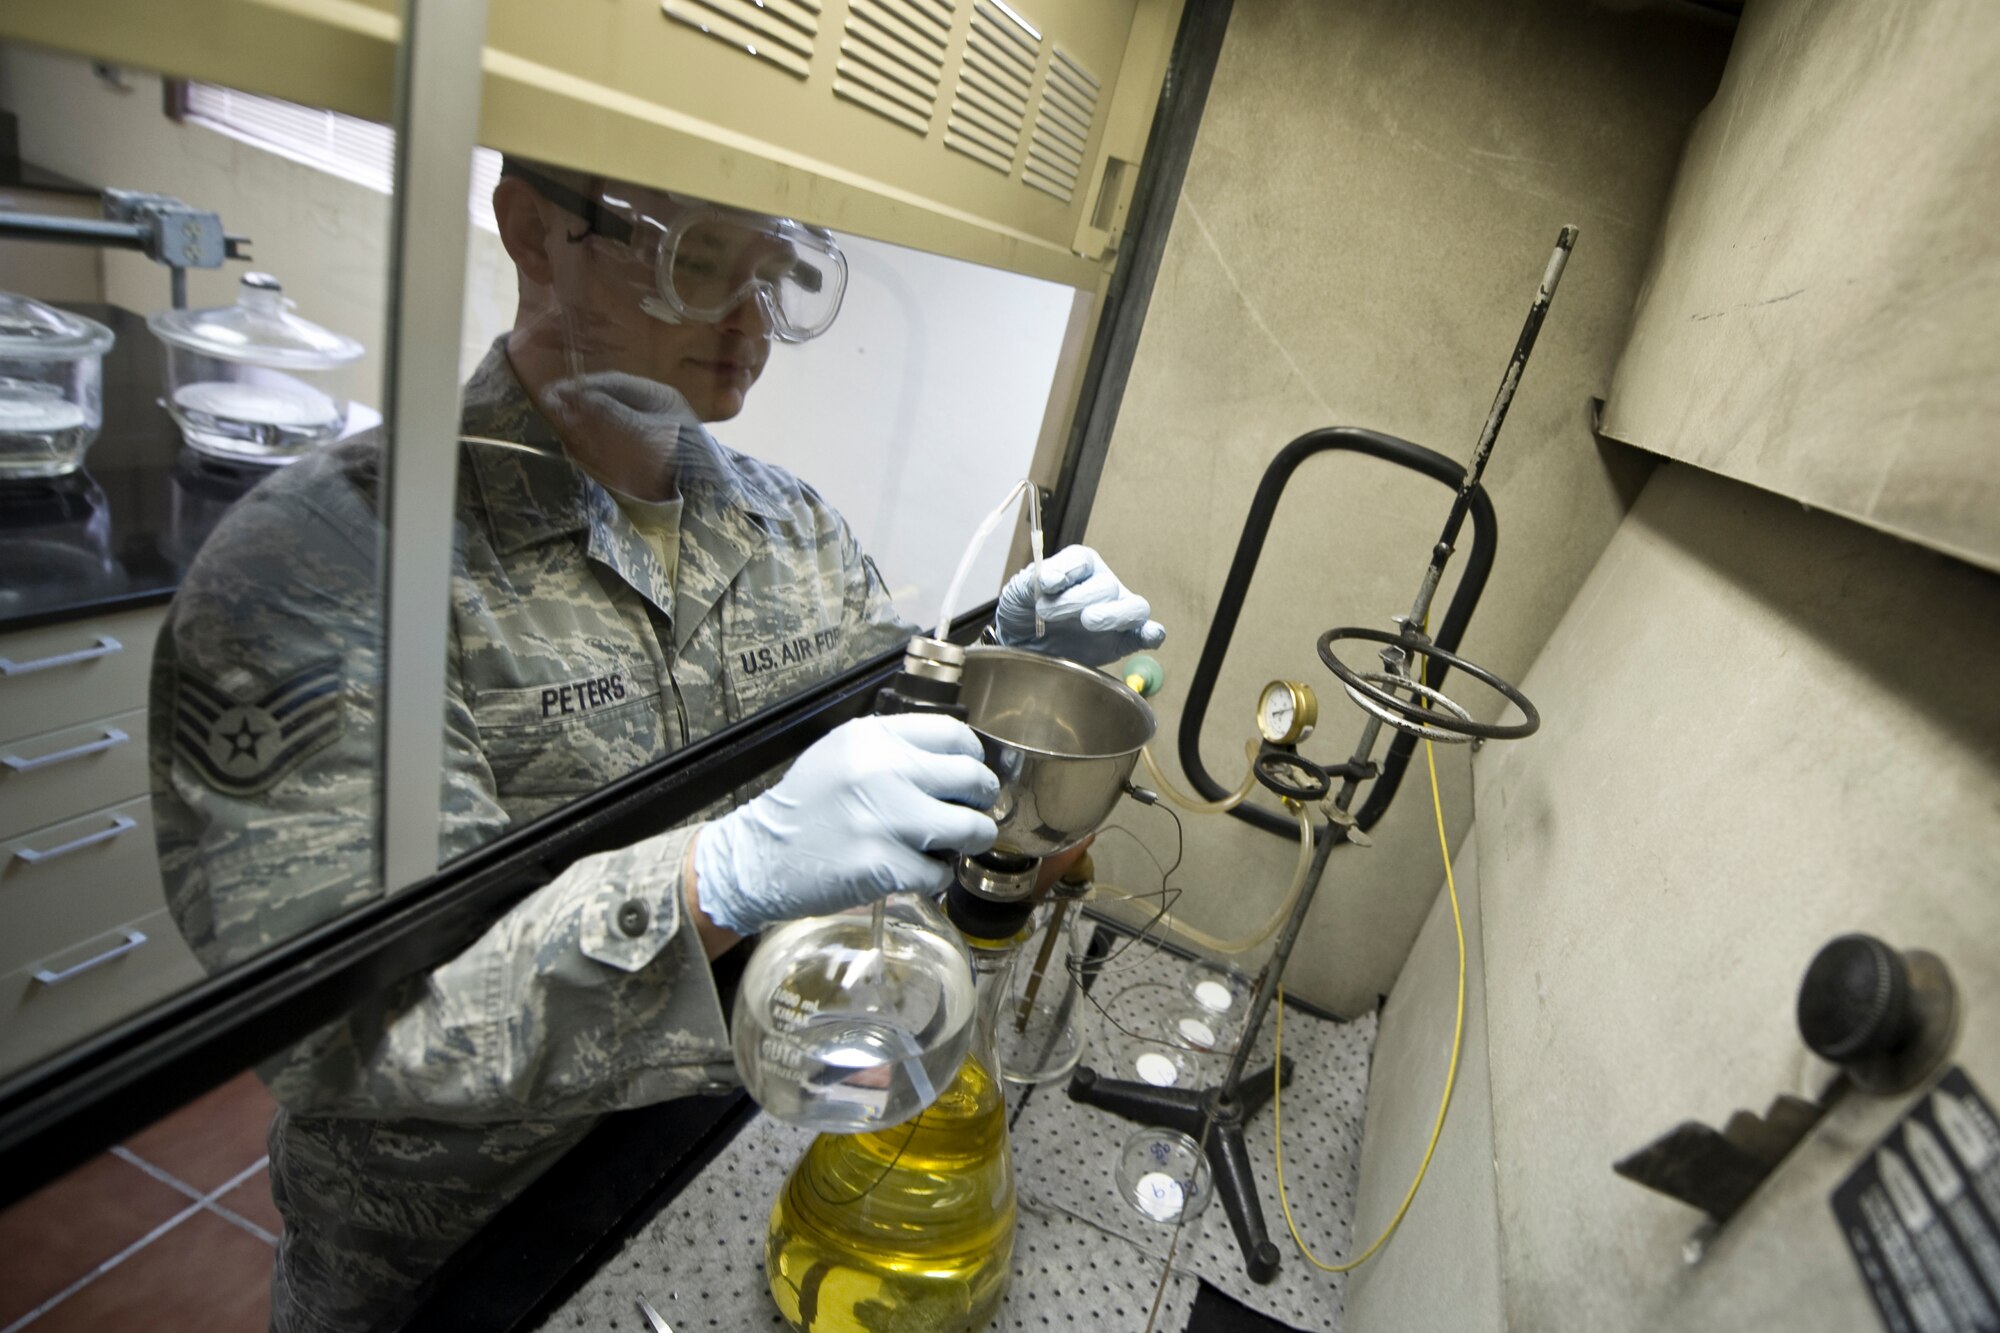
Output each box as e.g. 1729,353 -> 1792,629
0,708 -> 150,842
0,797 -> 167,977
0,605 -> 166,740
0,908 -> 206,1082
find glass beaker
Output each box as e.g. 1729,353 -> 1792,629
995,898 -> 1088,1086
0,293 -> 112,478
733,893 -> 977,1135
150,273 -> 363,464
765,935 -> 1021,1332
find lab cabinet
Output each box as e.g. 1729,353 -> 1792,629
0,607 -> 162,740
0,609 -> 205,1081
0,911 -> 204,1077
0,308 -> 250,1078
0,706 -> 149,840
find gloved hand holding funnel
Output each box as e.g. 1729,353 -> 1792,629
692,713 -> 1001,937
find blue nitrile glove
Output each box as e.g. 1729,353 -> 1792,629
993,544 -> 1166,666
692,714 -> 1001,936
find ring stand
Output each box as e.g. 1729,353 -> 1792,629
1069,642 -> 1539,1282
1072,227 -> 1576,1284
1252,749 -> 1330,802
1317,626 -> 1539,742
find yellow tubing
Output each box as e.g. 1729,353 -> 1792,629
1275,731 -> 1465,1273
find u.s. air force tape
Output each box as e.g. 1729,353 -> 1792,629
173,660 -> 345,797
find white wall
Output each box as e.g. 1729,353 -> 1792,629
0,44 -> 1072,622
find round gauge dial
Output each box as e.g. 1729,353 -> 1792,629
1256,680 -> 1318,745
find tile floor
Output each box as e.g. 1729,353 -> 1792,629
0,1071 -> 279,1332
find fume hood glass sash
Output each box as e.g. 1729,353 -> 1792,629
376,0 -> 487,891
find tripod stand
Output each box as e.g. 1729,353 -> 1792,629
1070,227 -> 1576,1282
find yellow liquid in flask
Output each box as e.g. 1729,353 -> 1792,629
766,1055 -> 1016,1332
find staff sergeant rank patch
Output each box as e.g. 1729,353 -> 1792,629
174,660 -> 345,796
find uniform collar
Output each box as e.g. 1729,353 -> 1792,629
460,338 -> 777,647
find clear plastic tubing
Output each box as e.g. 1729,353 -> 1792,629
1142,738 -> 1262,815
936,479 -> 1044,644
870,480 -> 1042,959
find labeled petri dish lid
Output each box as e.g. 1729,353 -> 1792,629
148,273 -> 363,370
0,292 -> 114,361
1115,1128 -> 1212,1225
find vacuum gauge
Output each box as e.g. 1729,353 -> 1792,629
1256,680 -> 1317,745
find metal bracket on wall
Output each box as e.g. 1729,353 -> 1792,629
1613,936 -> 1959,1264
1614,1086 -> 1843,1263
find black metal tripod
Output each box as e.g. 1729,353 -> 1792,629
1070,228 -> 1576,1283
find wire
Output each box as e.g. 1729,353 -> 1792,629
1067,810 -> 1189,981
1091,800 -> 1314,958
1273,732 -> 1465,1274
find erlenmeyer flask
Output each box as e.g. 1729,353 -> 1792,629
734,894 -> 977,1134
765,936 -> 1021,1332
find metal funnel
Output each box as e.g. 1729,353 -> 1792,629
960,647 -> 1156,858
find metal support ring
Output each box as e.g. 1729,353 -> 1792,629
1318,626 -> 1539,741
1341,673 -> 1478,744
1253,749 -> 1331,802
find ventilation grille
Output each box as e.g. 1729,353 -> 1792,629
835,0 -> 956,134
1024,46 -> 1098,202
662,0 -> 823,79
945,1 -> 1041,174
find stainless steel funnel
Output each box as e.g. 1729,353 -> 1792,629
960,646 -> 1156,858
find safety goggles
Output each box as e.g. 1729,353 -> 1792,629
513,165 -> 847,343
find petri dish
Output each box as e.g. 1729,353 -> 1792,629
1161,1006 -> 1227,1053
1183,958 -> 1254,1024
1115,1128 -> 1212,1224
1106,1030 -> 1207,1090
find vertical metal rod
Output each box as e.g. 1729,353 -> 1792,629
378,0 -> 489,891
1404,226 -> 1577,633
1015,898 -> 1071,1030
1220,819 -> 1339,1096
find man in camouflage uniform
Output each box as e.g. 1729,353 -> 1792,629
151,160 -> 1163,1332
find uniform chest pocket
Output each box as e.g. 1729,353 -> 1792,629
730,623 -> 847,715
469,668 -> 666,806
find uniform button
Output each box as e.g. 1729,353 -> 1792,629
616,900 -> 650,937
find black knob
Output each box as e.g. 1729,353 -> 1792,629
1797,934 -> 1916,1063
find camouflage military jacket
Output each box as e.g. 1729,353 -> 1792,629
149,340 -> 910,1332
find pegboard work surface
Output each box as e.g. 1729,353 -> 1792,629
538,944 -> 1375,1332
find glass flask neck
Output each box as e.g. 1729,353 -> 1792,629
965,933 -> 1025,1068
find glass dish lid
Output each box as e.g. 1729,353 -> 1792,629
147,273 -> 363,370
0,293 -> 114,361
